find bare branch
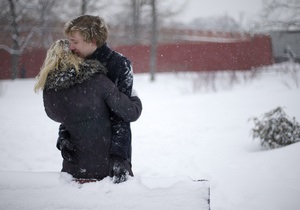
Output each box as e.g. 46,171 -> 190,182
0,45 -> 20,54
255,0 -> 300,31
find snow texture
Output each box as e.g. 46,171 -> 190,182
0,172 -> 209,210
0,62 -> 300,210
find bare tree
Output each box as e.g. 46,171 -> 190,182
109,0 -> 187,44
81,0 -> 87,15
6,0 -> 20,79
108,0 -> 187,80
131,0 -> 149,43
0,0 -> 38,79
37,0 -> 58,48
49,0 -> 110,23
149,0 -> 158,81
253,0 -> 300,31
80,0 -> 110,15
0,0 -> 60,79
188,15 -> 243,32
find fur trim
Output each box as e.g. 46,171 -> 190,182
45,60 -> 107,90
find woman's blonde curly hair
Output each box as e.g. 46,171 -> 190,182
34,39 -> 83,92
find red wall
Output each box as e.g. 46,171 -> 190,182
0,35 -> 273,79
0,50 -> 11,79
114,35 -> 273,74
0,48 -> 46,79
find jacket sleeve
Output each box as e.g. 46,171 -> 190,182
116,58 -> 133,97
43,90 -> 61,123
107,53 -> 137,159
105,85 -> 142,122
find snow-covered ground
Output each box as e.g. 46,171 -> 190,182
0,62 -> 299,210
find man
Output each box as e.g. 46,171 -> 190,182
57,15 -> 138,183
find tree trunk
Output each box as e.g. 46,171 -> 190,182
132,0 -> 141,44
11,53 -> 19,79
149,0 -> 157,81
8,0 -> 20,79
81,0 -> 87,15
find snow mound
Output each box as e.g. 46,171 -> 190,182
0,171 -> 209,210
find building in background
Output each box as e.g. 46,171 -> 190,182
269,31 -> 300,63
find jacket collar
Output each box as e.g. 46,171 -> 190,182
44,60 -> 107,90
87,42 -> 114,66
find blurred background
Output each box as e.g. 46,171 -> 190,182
0,0 -> 299,80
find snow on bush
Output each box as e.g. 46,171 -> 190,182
250,107 -> 300,149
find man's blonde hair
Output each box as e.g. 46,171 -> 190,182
34,39 -> 83,92
64,15 -> 108,47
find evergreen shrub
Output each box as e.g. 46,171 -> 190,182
250,107 -> 300,149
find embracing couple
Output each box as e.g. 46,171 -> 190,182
35,15 -> 142,184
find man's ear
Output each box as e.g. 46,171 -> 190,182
91,39 -> 97,46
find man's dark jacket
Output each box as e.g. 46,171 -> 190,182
43,60 -> 142,180
87,43 -> 134,160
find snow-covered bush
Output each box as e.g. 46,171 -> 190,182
250,107 -> 300,149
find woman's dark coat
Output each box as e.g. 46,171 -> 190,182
43,60 -> 142,180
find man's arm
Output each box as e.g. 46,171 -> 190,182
117,59 -> 133,97
108,56 -> 135,160
106,55 -> 138,183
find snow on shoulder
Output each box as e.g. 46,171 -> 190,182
0,171 -> 210,210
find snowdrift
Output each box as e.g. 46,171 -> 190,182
0,171 -> 210,210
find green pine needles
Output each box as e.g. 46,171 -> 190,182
250,107 -> 300,149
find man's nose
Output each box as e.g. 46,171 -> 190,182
69,43 -> 75,50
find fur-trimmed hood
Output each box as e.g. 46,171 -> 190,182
45,60 -> 107,90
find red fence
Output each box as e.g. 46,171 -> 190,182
0,48 -> 47,79
0,35 -> 273,79
114,35 -> 273,73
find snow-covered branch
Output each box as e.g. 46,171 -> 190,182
0,45 -> 20,55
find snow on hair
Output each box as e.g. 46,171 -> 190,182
34,39 -> 83,92
64,15 -> 108,47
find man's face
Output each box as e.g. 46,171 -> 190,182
68,31 -> 97,58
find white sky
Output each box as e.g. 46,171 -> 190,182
165,0 -> 263,25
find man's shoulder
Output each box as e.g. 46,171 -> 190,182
98,43 -> 130,63
112,50 -> 131,63
109,51 -> 131,69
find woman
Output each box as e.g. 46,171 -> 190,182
35,39 -> 142,181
